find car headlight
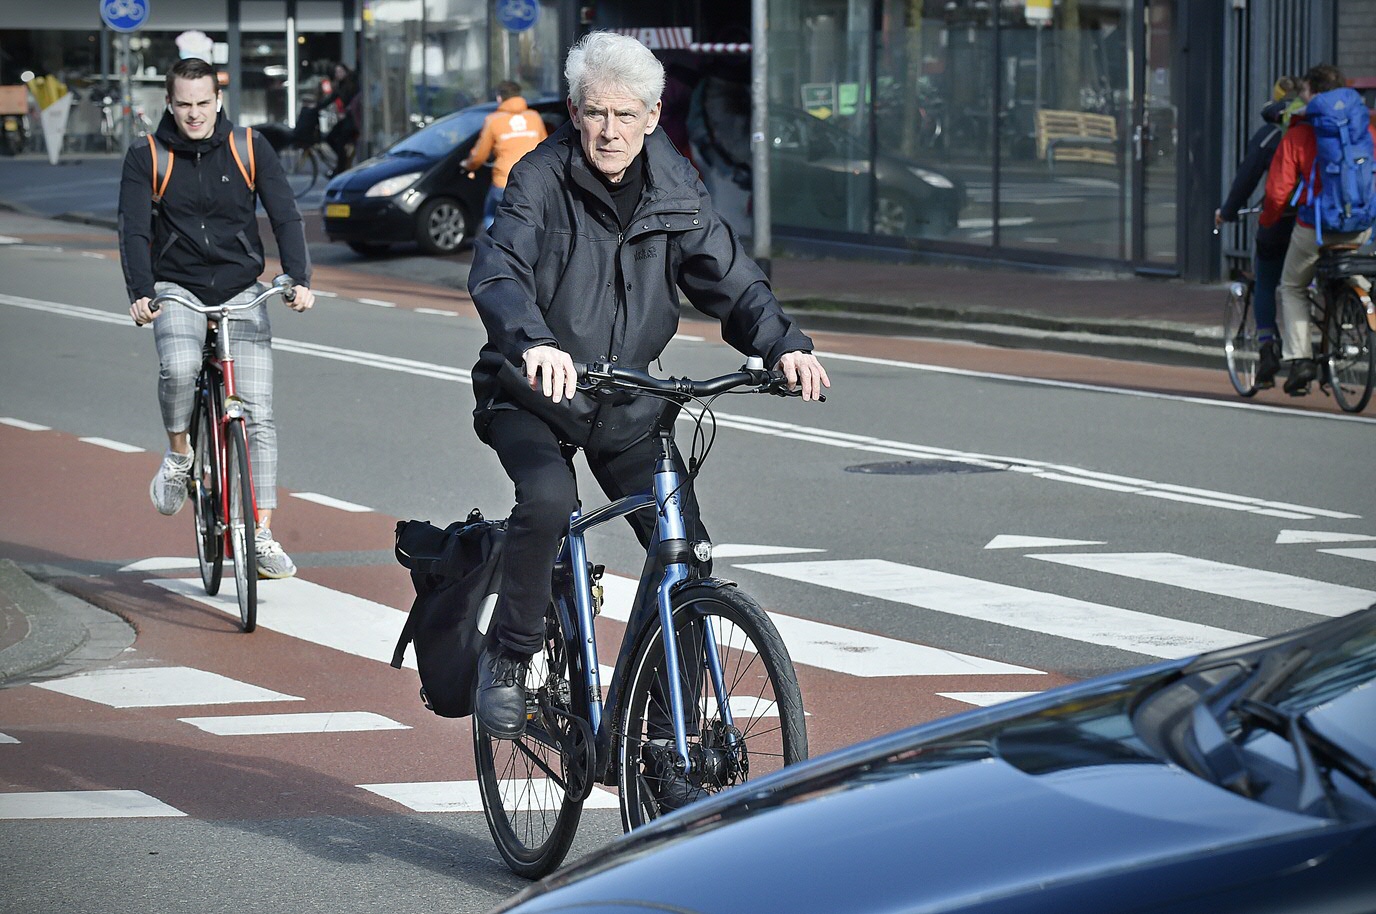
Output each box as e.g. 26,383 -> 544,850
365,172 -> 423,198
908,166 -> 955,189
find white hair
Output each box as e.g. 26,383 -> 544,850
564,31 -> 665,110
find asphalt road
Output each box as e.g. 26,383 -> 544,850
2,211 -> 1373,914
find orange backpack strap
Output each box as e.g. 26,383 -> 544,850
228,126 -> 257,191
147,136 -> 174,203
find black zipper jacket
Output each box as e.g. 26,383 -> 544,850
469,121 -> 814,451
118,111 -> 311,306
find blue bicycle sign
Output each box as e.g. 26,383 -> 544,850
496,0 -> 539,33
100,0 -> 150,32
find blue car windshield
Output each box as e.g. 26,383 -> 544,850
388,108 -> 491,157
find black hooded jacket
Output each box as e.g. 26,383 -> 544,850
1220,99 -> 1297,256
118,111 -> 311,306
468,121 -> 814,452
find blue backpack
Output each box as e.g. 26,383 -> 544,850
1293,87 -> 1376,242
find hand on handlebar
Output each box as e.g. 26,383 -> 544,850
524,344 -> 577,403
776,350 -> 830,402
130,296 -> 156,327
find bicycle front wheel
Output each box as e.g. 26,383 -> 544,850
279,146 -> 317,198
1224,281 -> 1260,397
617,583 -> 807,832
190,385 -> 223,595
1326,288 -> 1375,413
226,420 -> 257,632
473,603 -> 590,879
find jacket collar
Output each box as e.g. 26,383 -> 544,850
554,121 -> 697,216
154,109 -> 232,155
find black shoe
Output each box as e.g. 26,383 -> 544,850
1283,358 -> 1317,396
642,741 -> 707,812
476,647 -> 529,739
1256,341 -> 1281,389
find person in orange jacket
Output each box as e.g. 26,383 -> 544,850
1260,63 -> 1376,395
462,80 -> 548,230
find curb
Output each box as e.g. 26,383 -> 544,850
0,559 -> 89,682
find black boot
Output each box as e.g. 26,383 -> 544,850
476,646 -> 529,739
1256,340 -> 1281,389
1283,358 -> 1317,396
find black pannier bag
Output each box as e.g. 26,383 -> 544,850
391,508 -> 505,718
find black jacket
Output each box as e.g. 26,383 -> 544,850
1220,100 -> 1297,257
469,121 -> 814,451
118,112 -> 311,306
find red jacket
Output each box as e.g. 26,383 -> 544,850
1261,118 -> 1376,228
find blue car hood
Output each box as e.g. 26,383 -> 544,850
325,152 -> 435,194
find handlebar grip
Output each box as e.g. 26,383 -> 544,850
271,273 -> 296,302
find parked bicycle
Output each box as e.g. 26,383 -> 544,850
1224,245 -> 1376,412
149,275 -> 297,632
473,360 -> 813,878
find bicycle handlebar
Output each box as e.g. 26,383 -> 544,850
576,361 -> 824,402
149,274 -> 296,315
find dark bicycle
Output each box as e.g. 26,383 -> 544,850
473,360 -> 813,878
253,107 -> 338,199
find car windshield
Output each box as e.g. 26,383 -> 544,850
1135,607 -> 1376,819
388,108 -> 490,158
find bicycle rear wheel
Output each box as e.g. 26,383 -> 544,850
190,384 -> 223,595
279,146 -> 317,199
473,604 -> 590,879
1326,288 -> 1375,413
617,583 -> 807,832
1224,281 -> 1260,397
226,420 -> 257,632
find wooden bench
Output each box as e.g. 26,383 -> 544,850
1035,109 -> 1118,171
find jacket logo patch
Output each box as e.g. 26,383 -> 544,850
221,175 -> 230,182
634,246 -> 658,262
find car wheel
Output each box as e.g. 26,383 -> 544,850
415,197 -> 469,254
873,192 -> 915,236
347,241 -> 391,257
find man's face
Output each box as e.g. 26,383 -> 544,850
569,88 -> 661,183
167,75 -> 218,141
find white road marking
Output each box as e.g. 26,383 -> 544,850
1319,547 -> 1376,564
118,557 -> 200,572
0,235 -> 22,244
357,297 -> 396,308
178,711 -> 410,736
0,733 -> 19,744
80,251 -> 106,259
1277,529 -> 1376,544
737,559 -> 1254,659
414,308 -> 456,317
0,417 -> 50,431
312,290 -> 339,298
0,790 -> 186,819
78,436 -> 144,453
1030,552 -> 1376,617
710,543 -> 825,558
359,780 -> 620,813
939,692 -> 1041,707
599,572 -> 1039,677
290,491 -> 373,513
34,666 -> 303,708
149,577 -> 418,669
985,535 -> 1103,550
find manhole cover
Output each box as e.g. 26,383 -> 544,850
845,460 -> 1006,476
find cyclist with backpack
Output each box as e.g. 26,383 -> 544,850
118,57 -> 315,578
1260,63 -> 1376,396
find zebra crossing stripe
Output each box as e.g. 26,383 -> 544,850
1029,552 -> 1376,617
0,790 -> 186,820
358,780 -> 619,813
35,666 -> 303,708
1320,548 -> 1376,564
735,559 -> 1255,660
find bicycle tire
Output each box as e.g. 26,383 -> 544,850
473,603 -> 589,878
280,145 -> 318,199
1326,287 -> 1375,413
226,420 -> 257,632
1223,281 -> 1260,397
190,384 -> 223,595
617,583 -> 808,832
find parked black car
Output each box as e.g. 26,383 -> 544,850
322,98 -> 566,256
492,605 -> 1376,914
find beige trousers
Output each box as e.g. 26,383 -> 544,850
1277,222 -> 1372,362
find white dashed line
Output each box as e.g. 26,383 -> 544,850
357,297 -> 396,308
1,417 -> 50,431
291,492 -> 373,513
78,437 -> 145,453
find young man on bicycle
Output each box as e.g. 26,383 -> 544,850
118,57 -> 315,578
467,32 -> 828,765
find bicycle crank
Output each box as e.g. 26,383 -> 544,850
542,705 -> 597,803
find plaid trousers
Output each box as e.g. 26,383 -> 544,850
152,281 -> 279,510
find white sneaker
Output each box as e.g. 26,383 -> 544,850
255,527 -> 297,579
150,449 -> 194,516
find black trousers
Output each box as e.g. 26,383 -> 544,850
486,408 -> 708,656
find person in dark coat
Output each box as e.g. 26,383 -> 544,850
1215,76 -> 1301,388
118,57 -> 314,578
467,32 -> 828,766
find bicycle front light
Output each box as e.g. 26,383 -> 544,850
224,396 -> 246,419
692,541 -> 713,564
1229,281 -> 1247,298
365,172 -> 422,198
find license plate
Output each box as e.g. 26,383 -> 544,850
325,203 -> 351,218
